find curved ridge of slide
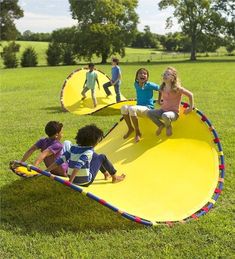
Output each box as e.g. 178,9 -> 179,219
60,68 -> 126,115
10,103 -> 225,226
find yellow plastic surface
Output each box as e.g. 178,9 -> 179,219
61,68 -> 126,115
14,105 -> 219,222
87,106 -> 219,222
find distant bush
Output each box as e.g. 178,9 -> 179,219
46,42 -> 62,66
21,47 -> 38,67
1,41 -> 20,68
62,44 -> 76,65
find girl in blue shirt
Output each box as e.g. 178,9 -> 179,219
121,68 -> 159,142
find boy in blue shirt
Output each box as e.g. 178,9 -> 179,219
103,58 -> 122,102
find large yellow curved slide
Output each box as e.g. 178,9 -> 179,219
11,102 -> 224,226
60,68 -> 126,115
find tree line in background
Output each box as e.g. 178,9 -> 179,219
1,0 -> 234,68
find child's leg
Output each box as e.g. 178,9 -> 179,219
90,153 -> 125,184
81,87 -> 89,99
103,81 -> 112,96
147,109 -> 165,135
130,116 -> 141,142
121,105 -> 134,138
114,82 -> 121,102
91,89 -> 97,107
162,111 -> 179,136
129,106 -> 146,142
99,154 -> 125,183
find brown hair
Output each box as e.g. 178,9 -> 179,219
45,121 -> 63,137
135,68 -> 149,82
112,58 -> 119,65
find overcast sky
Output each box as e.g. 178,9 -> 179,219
15,0 -> 180,35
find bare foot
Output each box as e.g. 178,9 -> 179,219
166,125 -> 172,136
156,125 -> 164,136
103,172 -> 111,180
112,173 -> 126,183
123,128 -> 134,139
135,133 -> 141,143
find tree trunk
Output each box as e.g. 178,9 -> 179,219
101,53 -> 108,64
190,34 -> 197,61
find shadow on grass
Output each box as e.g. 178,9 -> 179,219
41,106 -> 64,114
1,175 -> 141,234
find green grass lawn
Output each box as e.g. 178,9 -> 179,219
0,60 -> 235,258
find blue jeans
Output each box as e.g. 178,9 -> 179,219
103,81 -> 121,102
76,153 -> 117,186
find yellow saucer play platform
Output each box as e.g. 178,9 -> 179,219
60,68 -> 126,115
10,103 -> 224,226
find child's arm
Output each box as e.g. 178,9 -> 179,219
158,91 -> 162,106
21,145 -> 38,162
112,69 -> 121,85
182,88 -> 194,114
96,78 -> 100,89
83,79 -> 87,88
69,168 -> 79,183
46,161 -> 59,172
34,148 -> 53,167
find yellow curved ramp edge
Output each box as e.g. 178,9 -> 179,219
10,104 -> 224,226
60,68 -> 126,115
86,105 -> 222,223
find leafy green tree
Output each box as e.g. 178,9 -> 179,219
20,47 -> 38,67
46,42 -> 62,66
225,36 -> 235,55
159,0 -> 226,60
131,26 -> 161,48
1,41 -> 20,68
69,0 -> 138,63
51,27 -> 77,65
214,0 -> 235,37
19,30 -> 51,41
0,0 -> 24,40
62,44 -> 76,65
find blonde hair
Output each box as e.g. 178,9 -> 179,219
160,66 -> 181,92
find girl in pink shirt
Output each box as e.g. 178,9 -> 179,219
147,67 -> 194,136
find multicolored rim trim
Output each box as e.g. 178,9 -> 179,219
60,67 -> 112,113
10,102 -> 224,227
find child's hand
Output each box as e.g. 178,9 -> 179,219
184,107 -> 193,114
9,160 -> 18,169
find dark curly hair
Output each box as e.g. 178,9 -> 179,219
45,121 -> 63,137
75,124 -> 104,147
